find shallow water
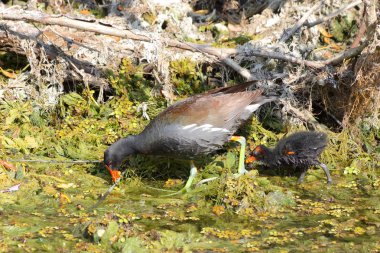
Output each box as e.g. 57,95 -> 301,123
1,163 -> 379,253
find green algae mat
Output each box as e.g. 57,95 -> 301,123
1,160 -> 379,252
1,68 -> 379,251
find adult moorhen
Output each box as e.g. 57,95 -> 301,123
246,131 -> 332,184
104,81 -> 276,193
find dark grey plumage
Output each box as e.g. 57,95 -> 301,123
249,131 -> 332,184
104,81 -> 276,179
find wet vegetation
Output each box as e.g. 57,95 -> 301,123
1,58 -> 379,252
1,0 -> 380,249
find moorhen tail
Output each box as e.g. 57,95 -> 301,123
104,80 -> 277,193
247,131 -> 332,184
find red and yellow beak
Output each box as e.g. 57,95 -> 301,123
106,164 -> 121,183
246,156 -> 256,163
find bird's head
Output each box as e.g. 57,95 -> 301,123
246,145 -> 268,163
104,137 -> 136,183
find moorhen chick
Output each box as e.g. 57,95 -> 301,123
104,81 -> 276,193
246,131 -> 333,184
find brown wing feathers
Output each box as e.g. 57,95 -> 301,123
157,81 -> 265,128
203,80 -> 258,95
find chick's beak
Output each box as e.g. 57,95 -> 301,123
245,156 -> 256,163
105,164 -> 121,183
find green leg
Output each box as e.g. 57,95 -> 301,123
230,136 -> 248,175
163,160 -> 197,196
183,160 -> 197,191
320,163 -> 333,184
196,136 -> 249,188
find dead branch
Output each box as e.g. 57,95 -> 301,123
324,43 -> 368,66
187,44 -> 254,80
281,100 -> 328,131
0,8 -> 237,55
1,9 -> 151,44
0,23 -> 109,88
280,1 -> 323,42
305,0 -> 363,28
247,42 -> 367,69
220,56 -> 254,81
350,7 -> 367,48
0,7 -> 250,80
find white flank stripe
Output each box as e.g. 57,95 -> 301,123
210,127 -> 230,133
183,123 -> 230,133
182,124 -> 197,129
192,124 -> 212,131
245,104 -> 261,112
